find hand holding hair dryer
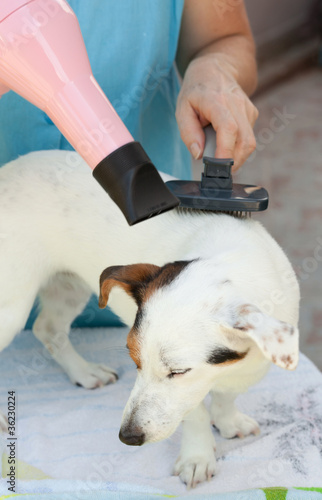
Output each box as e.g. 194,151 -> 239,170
0,0 -> 179,225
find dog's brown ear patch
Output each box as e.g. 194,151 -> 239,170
143,260 -> 192,302
99,264 -> 160,308
99,260 -> 193,309
127,327 -> 142,369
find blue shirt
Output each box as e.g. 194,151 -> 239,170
0,0 -> 190,328
0,0 -> 190,178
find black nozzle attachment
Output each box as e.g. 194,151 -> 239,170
93,142 -> 179,226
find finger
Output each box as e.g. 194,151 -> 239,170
232,86 -> 259,128
245,100 -> 259,128
209,92 -> 256,170
176,101 -> 205,160
233,122 -> 257,171
228,101 -> 257,171
209,106 -> 238,160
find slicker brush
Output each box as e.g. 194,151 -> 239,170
165,126 -> 268,218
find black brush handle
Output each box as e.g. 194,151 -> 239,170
202,126 -> 234,190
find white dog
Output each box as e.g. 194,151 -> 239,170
0,150 -> 299,488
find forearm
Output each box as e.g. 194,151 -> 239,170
181,34 -> 257,97
175,0 -> 259,168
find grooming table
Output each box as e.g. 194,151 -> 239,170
0,327 -> 321,499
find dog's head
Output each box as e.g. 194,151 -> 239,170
99,259 -> 299,446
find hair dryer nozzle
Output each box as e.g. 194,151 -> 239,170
93,142 -> 179,225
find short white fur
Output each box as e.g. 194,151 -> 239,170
0,151 -> 300,488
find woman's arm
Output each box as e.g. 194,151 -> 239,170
176,0 -> 259,170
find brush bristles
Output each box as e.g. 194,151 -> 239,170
176,207 -> 252,218
226,211 -> 251,218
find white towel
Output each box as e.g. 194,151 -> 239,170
0,327 -> 321,496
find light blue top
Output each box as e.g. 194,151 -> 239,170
0,0 -> 190,178
0,0 -> 190,328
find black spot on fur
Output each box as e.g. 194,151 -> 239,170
207,347 -> 248,365
133,307 -> 144,331
130,285 -> 145,307
127,261 -> 193,306
152,261 -> 193,288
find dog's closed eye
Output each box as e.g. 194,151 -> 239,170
167,368 -> 192,379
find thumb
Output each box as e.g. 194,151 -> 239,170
175,103 -> 205,160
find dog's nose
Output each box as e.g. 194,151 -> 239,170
119,427 -> 145,446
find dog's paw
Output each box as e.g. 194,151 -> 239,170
212,411 -> 260,439
173,448 -> 217,489
69,361 -> 118,389
0,411 -> 8,433
173,435 -> 216,489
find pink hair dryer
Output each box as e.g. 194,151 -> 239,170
0,0 -> 179,225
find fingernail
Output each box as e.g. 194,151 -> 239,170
190,142 -> 201,160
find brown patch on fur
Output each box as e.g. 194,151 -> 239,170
272,354 -> 277,364
99,277 -> 131,308
238,304 -> 256,317
99,261 -> 192,308
233,322 -> 253,332
99,261 -> 192,370
143,261 -> 191,302
99,264 -> 160,308
280,354 -> 293,368
127,327 -> 142,369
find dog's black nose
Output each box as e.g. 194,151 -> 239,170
119,428 -> 145,446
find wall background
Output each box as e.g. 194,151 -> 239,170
245,0 -> 317,50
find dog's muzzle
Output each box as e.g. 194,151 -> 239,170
119,427 -> 145,446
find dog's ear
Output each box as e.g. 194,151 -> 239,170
98,264 -> 160,308
229,303 -> 299,370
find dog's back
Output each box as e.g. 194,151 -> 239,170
0,149 -> 299,345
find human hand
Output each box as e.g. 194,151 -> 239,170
175,53 -> 259,171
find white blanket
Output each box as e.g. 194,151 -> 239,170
0,327 -> 321,496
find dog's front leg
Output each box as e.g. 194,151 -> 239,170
210,390 -> 260,439
173,402 -> 217,488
